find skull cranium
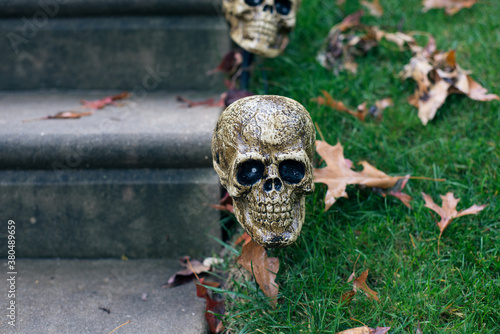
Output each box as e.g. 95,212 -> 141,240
222,0 -> 301,58
212,95 -> 315,248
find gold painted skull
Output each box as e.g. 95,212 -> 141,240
222,0 -> 301,58
212,95 -> 315,248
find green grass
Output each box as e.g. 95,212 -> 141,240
219,1 -> 500,333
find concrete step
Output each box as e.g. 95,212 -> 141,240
0,91 -> 223,258
0,259 -> 211,333
0,0 -> 222,17
1,15 -> 230,90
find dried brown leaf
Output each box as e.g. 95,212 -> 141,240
314,141 -> 407,211
422,192 -> 487,238
237,240 -> 280,306
361,0 -> 383,17
163,256 -> 211,288
422,0 -> 478,15
353,269 -> 379,302
337,326 -> 390,334
196,278 -> 225,333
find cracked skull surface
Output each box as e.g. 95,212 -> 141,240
222,0 -> 300,58
212,95 -> 315,248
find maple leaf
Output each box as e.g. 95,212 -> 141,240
361,0 -> 383,17
237,240 -> 280,307
80,91 -> 131,110
422,192 -> 486,252
422,0 -> 478,15
314,141 -> 410,211
163,256 -> 211,288
348,269 -> 380,302
196,278 -> 225,334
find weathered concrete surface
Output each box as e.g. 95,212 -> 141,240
0,91 -> 222,169
0,259 -> 210,333
0,168 -> 222,258
0,16 -> 229,90
0,0 -> 223,17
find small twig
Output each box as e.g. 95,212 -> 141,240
350,317 -> 367,327
409,233 -> 416,249
186,258 -> 201,282
314,122 -> 326,142
107,320 -> 131,334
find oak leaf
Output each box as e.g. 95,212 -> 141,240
361,0 -> 383,17
163,256 -> 211,288
196,278 -> 225,334
337,326 -> 390,334
349,269 -> 379,302
80,91 -> 130,110
401,50 -> 499,125
422,0 -> 478,15
314,141 -> 410,211
237,240 -> 280,307
422,192 -> 486,243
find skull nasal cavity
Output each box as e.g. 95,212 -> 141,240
264,178 -> 282,192
263,4 -> 274,13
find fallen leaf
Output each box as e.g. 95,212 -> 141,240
401,49 -> 499,125
196,278 -> 225,334
208,192 -> 234,213
422,0 -> 478,15
352,269 -> 379,302
422,192 -> 486,251
337,326 -> 390,334
235,232 -> 252,246
80,91 -> 130,110
371,176 -> 413,209
341,290 -> 356,304
163,256 -> 211,288
237,240 -> 279,306
314,141 -> 409,211
361,0 -> 383,17
206,49 -> 243,77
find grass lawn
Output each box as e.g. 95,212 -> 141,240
218,0 -> 500,333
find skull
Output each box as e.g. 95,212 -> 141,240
222,0 -> 301,58
212,95 -> 315,248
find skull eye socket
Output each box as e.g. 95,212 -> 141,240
275,0 -> 292,15
244,0 -> 264,6
279,160 -> 305,184
237,160 -> 265,186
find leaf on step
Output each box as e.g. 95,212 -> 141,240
196,277 -> 225,334
163,256 -> 211,288
49,111 -> 95,119
80,91 -> 131,110
206,49 -> 243,77
337,326 -> 390,334
208,192 -> 234,213
237,240 -> 280,307
422,0 -> 478,15
352,269 -> 379,302
314,140 -> 410,211
422,192 -> 486,245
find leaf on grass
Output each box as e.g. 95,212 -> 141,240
341,290 -> 356,305
237,240 -> 279,307
80,91 -> 131,110
163,256 -> 211,288
352,269 -> 379,302
422,0 -> 478,15
337,326 -> 390,334
196,278 -> 225,334
372,176 -> 413,209
314,141 -> 410,211
361,0 -> 383,17
401,49 -> 499,125
313,91 -> 392,122
422,192 -> 486,239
